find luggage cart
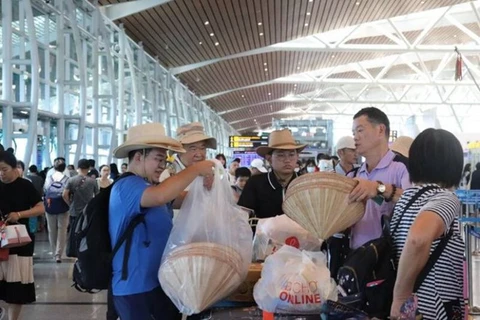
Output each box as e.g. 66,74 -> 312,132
464,224 -> 480,317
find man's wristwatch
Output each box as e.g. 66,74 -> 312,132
376,181 -> 386,196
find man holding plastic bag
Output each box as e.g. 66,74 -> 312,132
109,123 -> 216,320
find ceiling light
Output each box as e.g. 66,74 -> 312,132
210,33 -> 214,37
204,21 -> 209,25
454,35 -> 457,38
305,23 -> 309,26
268,93 -> 272,95
264,68 -> 268,71
331,55 -> 335,58
264,62 -> 267,66
259,33 -> 264,36
199,41 -> 202,45
20,110 -> 28,114
420,1 -> 425,3
307,12 -> 311,15
242,95 -> 245,97
258,22 -> 262,26
297,67 -> 300,70
355,1 -> 360,5
215,42 -> 220,46
309,0 -> 313,2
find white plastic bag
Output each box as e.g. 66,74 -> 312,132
253,245 -> 338,314
159,161 -> 253,315
253,215 -> 322,261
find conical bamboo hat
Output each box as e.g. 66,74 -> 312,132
159,243 -> 244,315
283,172 -> 365,240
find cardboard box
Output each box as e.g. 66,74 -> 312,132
226,263 -> 263,302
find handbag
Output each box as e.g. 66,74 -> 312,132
1,224 -> 32,248
0,222 -> 9,261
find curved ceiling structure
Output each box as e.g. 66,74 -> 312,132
97,0 -> 480,134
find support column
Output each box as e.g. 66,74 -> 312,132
2,0 -> 13,148
56,0 -> 66,158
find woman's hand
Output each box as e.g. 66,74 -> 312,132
390,295 -> 410,319
6,212 -> 21,223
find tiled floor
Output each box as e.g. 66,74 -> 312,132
1,232 -> 479,320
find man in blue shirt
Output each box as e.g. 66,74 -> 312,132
109,123 -> 215,320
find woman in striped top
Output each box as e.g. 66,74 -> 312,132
390,128 -> 465,320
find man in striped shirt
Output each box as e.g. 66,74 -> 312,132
348,107 -> 411,249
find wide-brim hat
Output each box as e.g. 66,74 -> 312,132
176,122 -> 217,150
113,123 -> 185,159
391,136 -> 414,158
256,129 -> 306,157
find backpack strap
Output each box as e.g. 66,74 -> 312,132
112,214 -> 148,281
413,221 -> 454,292
347,167 -> 360,178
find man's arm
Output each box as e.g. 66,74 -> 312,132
349,179 -> 404,203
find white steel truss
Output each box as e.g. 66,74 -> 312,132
99,0 -> 173,21
171,1 -> 480,75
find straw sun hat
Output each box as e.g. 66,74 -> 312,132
176,122 -> 217,149
390,136 -> 414,158
256,129 -> 306,157
113,123 -> 185,158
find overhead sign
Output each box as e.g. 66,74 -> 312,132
229,135 -> 268,148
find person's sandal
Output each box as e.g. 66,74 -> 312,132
55,255 -> 61,263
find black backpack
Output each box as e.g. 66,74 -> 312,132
336,185 -> 450,318
72,172 -> 149,292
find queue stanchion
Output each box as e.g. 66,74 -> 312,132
465,224 -> 480,317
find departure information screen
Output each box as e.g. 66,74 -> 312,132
229,135 -> 268,148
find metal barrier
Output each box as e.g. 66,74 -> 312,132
464,224 -> 480,316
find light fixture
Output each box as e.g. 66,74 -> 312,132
268,92 -> 271,95
420,1 -> 424,3
215,42 -> 220,46
259,33 -> 264,36
258,22 -> 262,26
264,68 -> 268,71
307,12 -> 311,15
199,41 -> 203,45
454,35 -> 457,38
204,21 -> 209,25
20,110 -> 28,114
210,33 -> 214,36
297,67 -> 300,70
242,95 -> 245,97
355,1 -> 360,5
309,0 -> 313,2
264,62 -> 267,66
331,55 -> 335,58
305,23 -> 309,26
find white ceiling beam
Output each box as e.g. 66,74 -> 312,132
99,0 -> 173,21
171,2 -> 480,75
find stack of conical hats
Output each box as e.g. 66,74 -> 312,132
283,172 -> 365,240
159,242 -> 244,315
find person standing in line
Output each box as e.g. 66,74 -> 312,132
227,158 -> 241,184
67,165 -> 78,177
335,136 -> 358,176
87,159 -> 99,179
250,158 -> 268,176
62,159 -> 98,257
97,165 -> 113,192
27,165 -> 45,196
231,167 -> 251,201
348,107 -> 411,249
215,154 -> 227,169
120,163 -> 128,173
0,151 -> 45,320
46,157 -> 71,181
109,123 -> 215,320
159,122 -> 217,209
109,163 -> 120,180
44,158 -> 70,263
470,163 -> 480,190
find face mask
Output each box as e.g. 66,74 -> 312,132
294,168 -> 300,173
306,167 -> 315,173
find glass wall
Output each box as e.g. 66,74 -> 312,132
0,0 -> 235,169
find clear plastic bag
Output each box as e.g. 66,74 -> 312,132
254,245 -> 338,314
253,215 -> 323,261
158,161 -> 253,315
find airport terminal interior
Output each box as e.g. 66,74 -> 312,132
1,0 -> 480,319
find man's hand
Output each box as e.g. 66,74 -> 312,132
349,179 -> 379,203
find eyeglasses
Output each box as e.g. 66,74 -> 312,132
272,151 -> 297,161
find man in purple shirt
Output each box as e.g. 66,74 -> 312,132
348,107 -> 411,249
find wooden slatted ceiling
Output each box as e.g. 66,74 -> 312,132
97,0 -> 468,67
181,51 -> 387,97
96,0 -> 470,130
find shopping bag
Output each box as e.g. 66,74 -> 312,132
0,222 -> 8,261
253,245 -> 338,314
253,215 -> 322,261
158,160 -> 253,315
1,224 -> 32,248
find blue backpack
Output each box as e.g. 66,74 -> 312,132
44,175 -> 70,214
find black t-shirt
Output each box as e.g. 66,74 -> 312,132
237,171 -> 298,219
0,178 -> 42,256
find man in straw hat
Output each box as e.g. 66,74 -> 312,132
348,107 -> 411,249
238,129 -> 306,219
390,135 -> 414,160
109,123 -> 215,320
159,122 -> 216,208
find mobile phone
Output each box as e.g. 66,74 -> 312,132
372,195 -> 384,205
